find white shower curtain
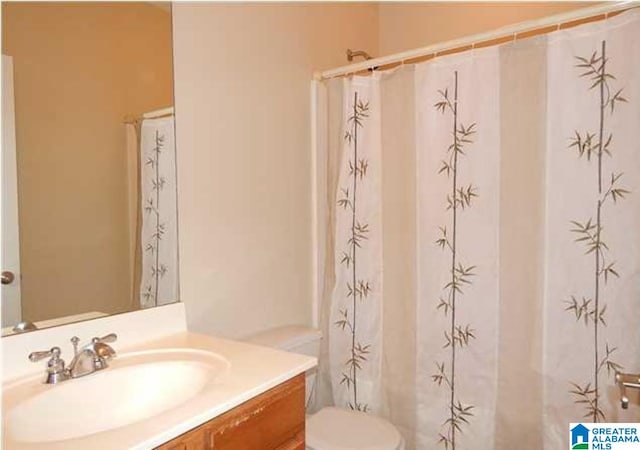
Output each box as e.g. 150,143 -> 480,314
544,11 -> 640,447
329,75 -> 384,413
317,8 -> 640,450
415,46 -> 501,449
140,117 -> 179,308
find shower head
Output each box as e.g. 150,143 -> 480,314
347,49 -> 373,62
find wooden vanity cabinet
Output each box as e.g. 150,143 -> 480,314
156,374 -> 305,450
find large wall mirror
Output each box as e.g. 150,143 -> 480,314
1,2 -> 179,336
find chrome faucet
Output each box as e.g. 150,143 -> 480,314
615,371 -> 640,409
67,333 -> 117,378
28,333 -> 117,384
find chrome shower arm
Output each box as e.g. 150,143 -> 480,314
347,49 -> 373,62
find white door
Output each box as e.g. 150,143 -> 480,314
2,55 -> 22,327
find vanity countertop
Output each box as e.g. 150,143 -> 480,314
2,331 -> 317,450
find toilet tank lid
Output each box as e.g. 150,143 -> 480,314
245,325 -> 322,351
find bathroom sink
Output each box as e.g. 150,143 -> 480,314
3,348 -> 230,444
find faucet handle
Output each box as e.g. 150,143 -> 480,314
88,333 -> 117,370
29,346 -> 62,362
28,347 -> 69,384
92,333 -> 117,344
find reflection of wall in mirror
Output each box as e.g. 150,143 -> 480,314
1,2 -> 174,323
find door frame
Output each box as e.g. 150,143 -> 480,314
2,54 -> 23,327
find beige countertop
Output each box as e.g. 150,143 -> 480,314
2,331 -> 316,450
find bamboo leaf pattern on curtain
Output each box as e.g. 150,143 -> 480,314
140,117 -> 179,309
564,40 -> 628,422
335,91 -> 372,412
143,130 -> 168,307
432,71 -> 478,450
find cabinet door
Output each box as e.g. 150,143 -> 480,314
156,374 -> 305,450
209,374 -> 305,450
274,430 -> 305,450
156,424 -> 214,450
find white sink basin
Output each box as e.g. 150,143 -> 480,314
3,349 -> 230,443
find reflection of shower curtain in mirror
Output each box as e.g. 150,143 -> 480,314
139,117 -> 179,308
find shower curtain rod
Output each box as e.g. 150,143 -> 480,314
143,106 -> 174,119
123,106 -> 174,125
314,1 -> 639,80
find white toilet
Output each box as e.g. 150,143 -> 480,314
246,325 -> 404,450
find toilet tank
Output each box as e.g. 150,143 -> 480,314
245,325 -> 322,357
245,325 -> 322,410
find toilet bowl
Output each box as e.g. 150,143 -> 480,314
245,326 -> 404,450
306,406 -> 404,450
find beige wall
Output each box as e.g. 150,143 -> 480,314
378,2 -> 594,56
172,3 -> 378,339
171,2 -> 606,339
2,2 -> 173,322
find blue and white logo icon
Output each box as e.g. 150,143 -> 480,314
571,423 -> 590,449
